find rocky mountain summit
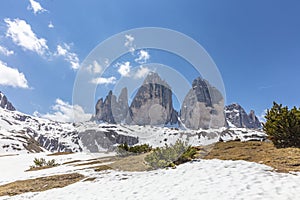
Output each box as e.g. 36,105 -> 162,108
94,73 -> 262,130
225,103 -> 262,129
128,72 -> 178,125
95,87 -> 129,124
0,91 -> 15,111
180,77 -> 225,129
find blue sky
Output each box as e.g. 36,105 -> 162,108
0,0 -> 299,122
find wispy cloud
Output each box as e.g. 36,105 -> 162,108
4,18 -> 48,56
0,45 -> 14,56
36,98 -> 92,122
55,43 -> 80,70
258,85 -> 273,90
86,60 -> 102,74
124,34 -> 135,53
117,61 -> 131,77
0,60 -> 29,89
27,0 -> 47,15
90,76 -> 116,85
135,50 -> 150,64
48,21 -> 54,28
134,66 -> 151,79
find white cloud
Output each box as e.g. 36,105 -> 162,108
0,45 -> 14,56
86,61 -> 102,74
134,66 -> 151,79
0,60 -> 29,88
90,76 -> 116,85
135,50 -> 150,64
92,60 -> 102,73
4,18 -> 48,56
28,0 -> 47,14
117,61 -> 131,77
48,21 -> 54,28
124,34 -> 135,53
38,99 -> 92,122
55,43 -> 80,70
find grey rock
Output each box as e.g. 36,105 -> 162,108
95,87 -> 129,123
128,72 -> 178,125
180,77 -> 225,129
0,91 -> 16,111
79,129 -> 138,152
225,103 -> 262,129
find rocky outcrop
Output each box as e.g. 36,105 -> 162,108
180,77 -> 225,129
0,91 -> 15,111
95,88 -> 129,123
128,72 -> 178,125
225,103 -> 262,129
79,129 -> 138,152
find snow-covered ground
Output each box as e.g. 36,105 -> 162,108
0,153 -> 299,200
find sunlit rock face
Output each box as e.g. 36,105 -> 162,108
225,103 -> 262,129
95,87 -> 129,124
180,77 -> 225,129
0,91 -> 15,111
128,72 -> 178,126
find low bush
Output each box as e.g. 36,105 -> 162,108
145,140 -> 197,169
30,158 -> 59,169
116,143 -> 152,157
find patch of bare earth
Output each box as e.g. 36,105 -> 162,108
108,153 -> 151,171
25,165 -> 55,172
89,153 -> 151,172
47,152 -> 73,156
0,173 -> 84,197
203,141 -> 300,173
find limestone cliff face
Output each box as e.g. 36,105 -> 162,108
128,72 -> 178,125
95,88 -> 129,123
180,77 -> 225,129
225,103 -> 262,129
0,91 -> 15,111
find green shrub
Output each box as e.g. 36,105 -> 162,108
263,102 -> 300,148
116,143 -> 152,157
30,158 -> 59,169
145,140 -> 197,169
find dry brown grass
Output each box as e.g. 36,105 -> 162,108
0,154 -> 18,157
109,152 -> 151,171
203,141 -> 300,173
25,165 -> 54,172
0,173 -> 84,196
93,165 -> 113,172
74,156 -> 120,167
47,152 -> 73,156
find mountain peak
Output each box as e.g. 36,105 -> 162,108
0,91 -> 16,111
143,72 -> 170,88
225,103 -> 261,129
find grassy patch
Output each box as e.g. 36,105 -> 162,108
0,173 -> 84,196
109,153 -> 151,172
47,152 -> 73,156
74,157 -> 119,167
94,165 -> 112,172
204,141 -> 300,173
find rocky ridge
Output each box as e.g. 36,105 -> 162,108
225,103 -> 262,129
0,91 -> 15,111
